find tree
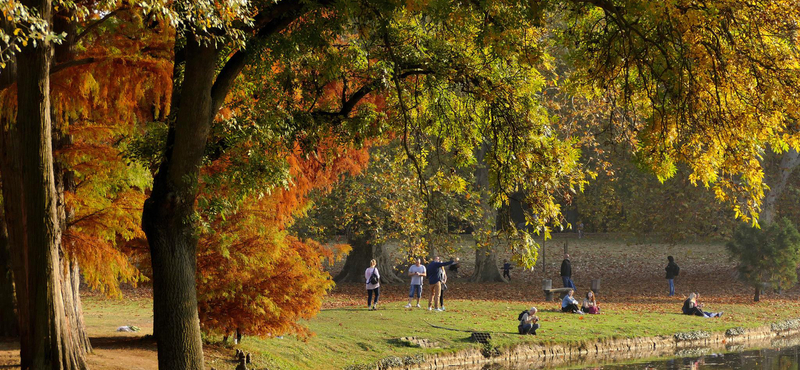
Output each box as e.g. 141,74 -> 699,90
297,143 -> 483,283
727,218 -> 800,301
470,141 -> 505,283
562,0 -> 800,223
0,215 -> 17,338
11,0 -> 89,366
193,138 -> 365,338
1,2 -> 171,366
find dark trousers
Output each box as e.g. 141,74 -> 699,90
562,304 -> 580,313
367,287 -> 380,307
518,323 -> 540,335
503,270 -> 511,280
562,276 -> 576,289
684,307 -> 704,317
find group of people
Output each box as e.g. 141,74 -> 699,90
517,289 -> 599,336
364,256 -> 460,312
365,251 -> 720,336
561,289 -> 600,314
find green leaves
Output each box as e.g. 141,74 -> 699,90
727,218 -> 800,292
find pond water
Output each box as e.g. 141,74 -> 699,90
592,345 -> 800,369
491,336 -> 800,370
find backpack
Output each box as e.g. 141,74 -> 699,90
674,264 -> 680,276
368,268 -> 379,285
517,310 -> 528,321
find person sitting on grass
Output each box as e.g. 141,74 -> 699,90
581,291 -> 600,314
561,289 -> 582,313
682,292 -> 723,318
518,307 -> 539,335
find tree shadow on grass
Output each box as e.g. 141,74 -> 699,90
89,336 -> 157,351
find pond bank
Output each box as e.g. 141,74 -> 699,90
379,319 -> 800,370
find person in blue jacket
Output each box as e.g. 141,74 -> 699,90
427,256 -> 459,311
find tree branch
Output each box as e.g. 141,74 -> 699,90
313,69 -> 433,119
75,7 -> 127,42
210,0 -> 311,115
0,57 -> 96,91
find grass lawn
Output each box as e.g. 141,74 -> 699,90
8,237 -> 796,370
227,298 -> 800,370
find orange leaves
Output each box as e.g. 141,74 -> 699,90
194,136 -> 368,337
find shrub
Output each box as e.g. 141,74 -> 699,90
726,218 -> 800,301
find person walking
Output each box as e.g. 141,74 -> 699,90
665,256 -> 680,297
405,258 -> 426,308
427,256 -> 458,311
560,254 -> 576,290
365,259 -> 381,310
502,260 -> 513,281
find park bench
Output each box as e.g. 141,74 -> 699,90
543,287 -> 573,302
541,278 -> 601,301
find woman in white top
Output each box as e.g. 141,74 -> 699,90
365,259 -> 381,310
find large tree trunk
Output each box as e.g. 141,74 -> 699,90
470,141 -> 504,283
334,234 -> 403,284
761,149 -> 800,225
0,105 -> 31,365
16,0 -> 88,365
0,217 -> 17,338
54,116 -> 92,356
0,20 -> 31,365
141,35 -> 215,370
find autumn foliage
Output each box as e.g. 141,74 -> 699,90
0,9 -> 173,295
195,137 -> 368,337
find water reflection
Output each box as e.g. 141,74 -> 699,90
594,346 -> 800,370
489,335 -> 800,370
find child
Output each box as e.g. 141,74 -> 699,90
502,260 -> 513,280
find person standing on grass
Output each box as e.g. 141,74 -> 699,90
405,258 -> 427,308
502,260 -> 513,281
427,256 -> 458,311
365,259 -> 380,310
439,265 -> 448,310
518,307 -> 540,335
665,256 -> 680,297
560,254 -> 576,290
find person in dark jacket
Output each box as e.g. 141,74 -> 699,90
665,256 -> 680,296
427,256 -> 458,311
502,260 -> 513,281
560,254 -> 575,289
